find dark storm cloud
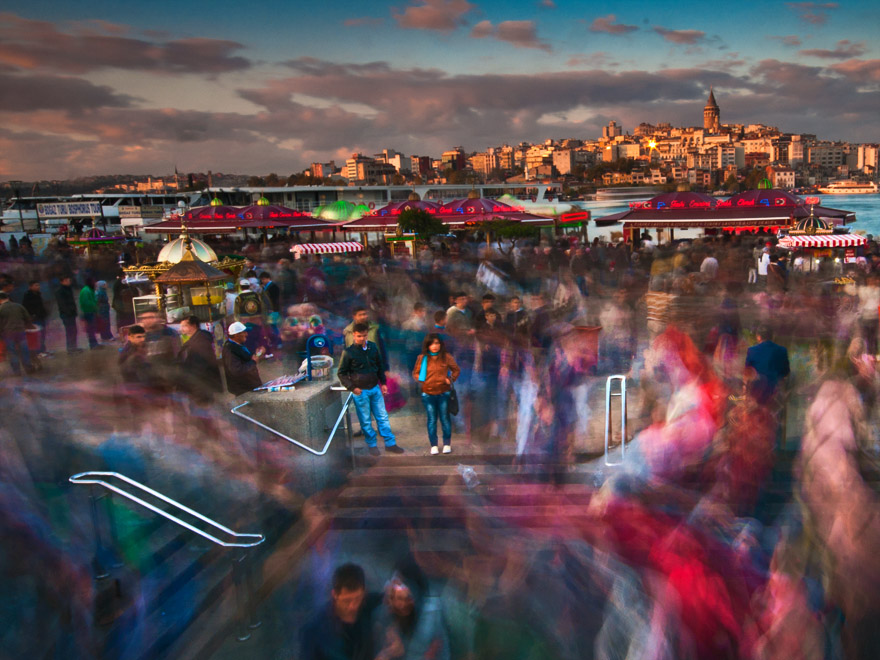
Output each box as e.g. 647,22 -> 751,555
0,72 -> 135,111
0,12 -> 251,74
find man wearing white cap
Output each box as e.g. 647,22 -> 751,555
222,321 -> 264,395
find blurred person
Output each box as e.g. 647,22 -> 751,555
343,307 -> 388,371
474,293 -> 496,330
504,295 -> 530,347
233,278 -> 263,323
0,291 -> 34,375
118,324 -> 154,386
78,277 -> 100,349
275,258 -> 298,305
300,563 -> 382,660
757,246 -> 771,287
699,250 -> 719,281
798,377 -> 880,658
178,315 -> 223,403
412,333 -> 460,455
259,270 -> 280,314
111,273 -> 135,331
222,320 -> 263,395
445,291 -> 474,336
745,326 -> 790,406
857,273 -> 880,354
431,310 -> 447,334
338,322 -> 403,456
472,308 -> 507,441
137,310 -> 180,366
374,559 -> 450,660
56,275 -> 79,352
445,293 -> 475,437
95,280 -> 114,341
21,280 -> 48,356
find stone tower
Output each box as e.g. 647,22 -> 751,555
703,87 -> 720,133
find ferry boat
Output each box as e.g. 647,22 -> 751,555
1,192 -> 206,233
817,180 -> 878,195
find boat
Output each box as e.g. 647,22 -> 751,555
817,180 -> 878,195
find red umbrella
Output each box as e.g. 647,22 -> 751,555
437,197 -> 554,226
237,217 -> 339,230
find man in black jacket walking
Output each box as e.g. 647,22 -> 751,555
179,315 -> 223,403
56,275 -> 78,352
222,321 -> 263,396
337,322 -> 403,456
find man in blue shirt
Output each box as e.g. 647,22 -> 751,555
745,326 -> 790,404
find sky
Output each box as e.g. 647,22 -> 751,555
1,0 -> 878,180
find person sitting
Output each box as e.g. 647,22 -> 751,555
222,321 -> 264,395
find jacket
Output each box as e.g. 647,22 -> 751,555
79,286 -> 98,315
222,340 -> 262,395
21,289 -> 47,322
343,321 -> 388,369
0,300 -> 32,335
412,352 -> 460,395
56,284 -> 77,319
337,340 -> 386,392
179,330 -> 223,396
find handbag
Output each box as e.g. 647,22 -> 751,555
447,384 -> 460,416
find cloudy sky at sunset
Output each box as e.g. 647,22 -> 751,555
1,0 -> 877,180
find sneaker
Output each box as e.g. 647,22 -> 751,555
442,445 -> 452,454
430,446 -> 439,455
368,446 -> 381,457
385,445 -> 405,454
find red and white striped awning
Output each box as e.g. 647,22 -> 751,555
291,241 -> 364,256
778,234 -> 867,249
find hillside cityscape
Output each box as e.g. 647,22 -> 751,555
5,91 -> 878,198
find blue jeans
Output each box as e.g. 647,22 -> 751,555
351,384 -> 396,447
422,391 -> 451,447
3,332 -> 33,375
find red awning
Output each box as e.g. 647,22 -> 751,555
291,241 -> 364,256
778,234 -> 867,248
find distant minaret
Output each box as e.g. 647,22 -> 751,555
704,87 -> 720,133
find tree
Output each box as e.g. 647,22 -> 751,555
247,176 -> 265,187
397,208 -> 446,240
477,219 -> 539,256
723,173 -> 740,192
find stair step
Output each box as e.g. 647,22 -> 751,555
336,483 -> 596,508
332,503 -> 594,530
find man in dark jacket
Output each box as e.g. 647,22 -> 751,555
21,280 -> 48,355
745,326 -> 790,405
178,315 -> 223,403
337,322 -> 403,456
0,292 -> 34,375
300,563 -> 383,660
222,321 -> 263,395
56,275 -> 79,352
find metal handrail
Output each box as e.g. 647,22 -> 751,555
604,375 -> 628,466
69,472 -> 265,548
230,389 -> 354,456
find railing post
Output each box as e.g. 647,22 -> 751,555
88,485 -> 110,580
604,375 -> 628,467
231,552 -> 261,641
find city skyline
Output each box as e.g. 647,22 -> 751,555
1,0 -> 878,180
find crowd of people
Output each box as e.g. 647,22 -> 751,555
2,227 -> 880,657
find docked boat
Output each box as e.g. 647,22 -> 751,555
817,180 -> 878,195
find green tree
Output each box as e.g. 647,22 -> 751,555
264,172 -> 283,187
477,219 -> 539,256
397,208 -> 446,239
723,173 -> 740,192
247,176 -> 265,187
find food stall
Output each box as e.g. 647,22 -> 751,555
290,241 -> 364,259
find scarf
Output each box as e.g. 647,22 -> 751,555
418,351 -> 440,382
